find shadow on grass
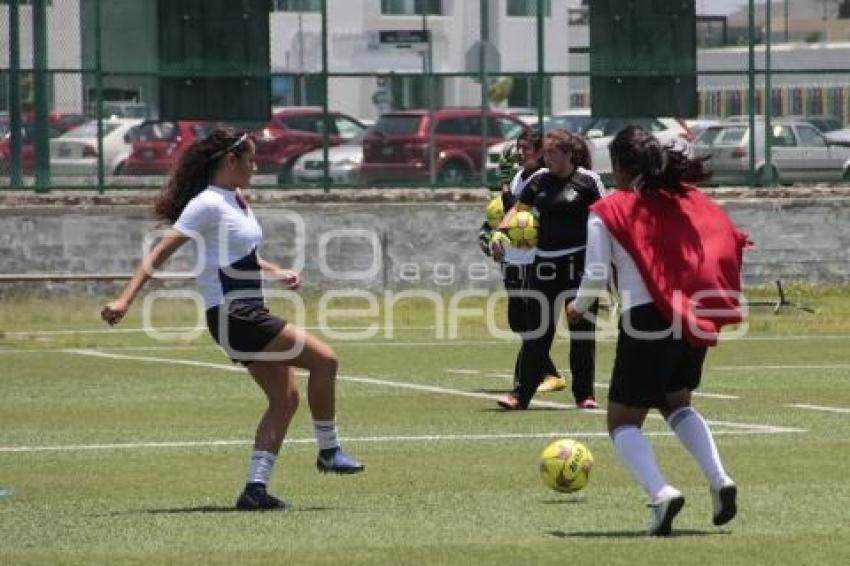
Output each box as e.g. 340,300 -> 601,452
144,505 -> 334,515
478,406 -> 568,413
540,498 -> 588,505
548,529 -> 730,539
92,505 -> 334,517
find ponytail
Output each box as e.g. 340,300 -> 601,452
608,125 -> 703,194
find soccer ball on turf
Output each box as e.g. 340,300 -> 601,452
506,210 -> 539,248
485,196 -> 505,229
539,439 -> 594,493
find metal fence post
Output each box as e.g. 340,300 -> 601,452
33,0 -> 50,192
95,0 -> 105,193
320,0 -> 330,194
763,0 -> 774,186
536,0 -> 545,132
748,0 -> 756,187
8,0 -> 22,188
479,0 -> 489,188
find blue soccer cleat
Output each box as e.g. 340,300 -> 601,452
316,447 -> 365,474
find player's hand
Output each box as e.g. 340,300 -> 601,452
273,268 -> 301,290
566,300 -> 584,324
497,143 -> 518,187
101,300 -> 129,326
490,231 -> 510,262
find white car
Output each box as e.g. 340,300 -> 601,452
50,118 -> 143,176
583,117 -> 695,175
485,112 -> 694,183
826,128 -> 850,148
292,133 -> 366,185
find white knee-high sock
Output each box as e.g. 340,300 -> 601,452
668,406 -> 730,490
246,450 -> 277,486
611,425 -> 676,501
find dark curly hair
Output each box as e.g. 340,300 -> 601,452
517,129 -> 546,169
154,127 -> 251,222
608,125 -> 703,194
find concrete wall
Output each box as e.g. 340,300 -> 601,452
1,198 -> 849,297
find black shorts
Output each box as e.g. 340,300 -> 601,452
609,303 -> 707,409
205,301 -> 287,366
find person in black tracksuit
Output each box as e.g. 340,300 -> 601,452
495,130 -> 605,409
492,131 -> 562,390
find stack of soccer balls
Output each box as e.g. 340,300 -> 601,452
539,439 -> 594,493
505,211 -> 539,249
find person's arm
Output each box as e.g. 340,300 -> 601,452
568,213 -> 613,322
101,229 -> 189,325
258,257 -> 301,290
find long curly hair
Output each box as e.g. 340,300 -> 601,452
154,127 -> 250,223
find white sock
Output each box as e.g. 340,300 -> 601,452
611,425 -> 673,501
246,450 -> 277,486
668,406 -> 730,490
313,419 -> 340,451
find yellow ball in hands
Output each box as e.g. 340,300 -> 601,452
485,196 -> 505,229
505,211 -> 539,248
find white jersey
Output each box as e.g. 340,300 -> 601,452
574,210 -> 653,314
504,167 -> 547,265
173,185 -> 265,308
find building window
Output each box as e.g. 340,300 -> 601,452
507,0 -> 550,17
273,0 -> 321,11
840,0 -> 850,18
381,0 -> 443,16
390,75 -> 443,109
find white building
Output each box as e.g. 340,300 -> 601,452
1,0 -> 575,121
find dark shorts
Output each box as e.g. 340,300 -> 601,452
609,303 -> 707,409
205,301 -> 287,366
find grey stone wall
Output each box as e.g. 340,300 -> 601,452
1,198 -> 849,296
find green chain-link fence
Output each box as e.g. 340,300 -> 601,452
2,0 -> 850,192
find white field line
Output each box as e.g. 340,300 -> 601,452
788,403 -> 850,415
0,428 -> 802,455
62,349 -> 803,435
711,364 -> 850,371
444,369 -> 739,400
2,325 -> 436,337
0,341 -> 516,354
5,326 -> 850,342
592,382 -> 740,401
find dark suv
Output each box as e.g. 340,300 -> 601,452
361,108 -> 528,184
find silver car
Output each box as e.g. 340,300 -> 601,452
292,131 -> 367,185
694,119 -> 850,184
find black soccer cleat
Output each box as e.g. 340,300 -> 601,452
235,483 -> 291,511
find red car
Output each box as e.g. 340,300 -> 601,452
253,107 -> 367,180
0,123 -> 59,174
361,108 -> 529,184
123,120 -> 217,175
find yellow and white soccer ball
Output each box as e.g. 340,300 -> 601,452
539,439 -> 594,493
485,196 -> 505,229
506,210 -> 539,248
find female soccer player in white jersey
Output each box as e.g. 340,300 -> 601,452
101,128 -> 364,511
